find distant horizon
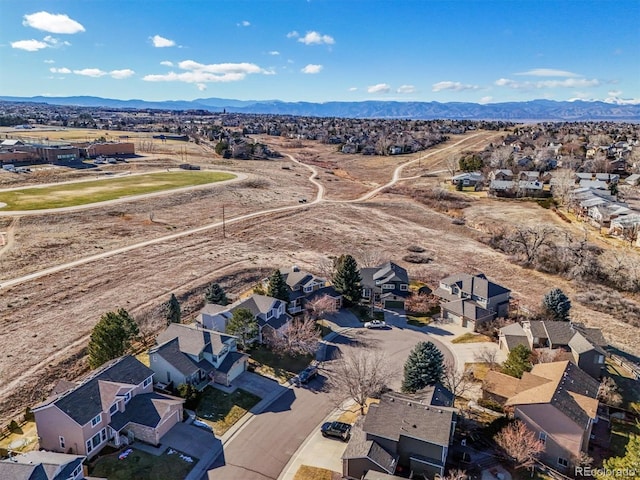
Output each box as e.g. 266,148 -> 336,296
1,1 -> 639,105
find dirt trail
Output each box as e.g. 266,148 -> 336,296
0,216 -> 19,258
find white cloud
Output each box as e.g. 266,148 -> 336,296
604,96 -> 640,105
49,67 -> 71,74
143,59 -> 270,84
110,69 -> 135,79
496,77 -> 600,90
301,64 -> 323,74
286,31 -> 299,38
367,83 -> 391,94
73,68 -> 107,78
349,87 -> 358,92
23,11 -> 85,34
608,90 -> 622,97
268,51 -> 280,56
238,20 -> 250,27
479,96 -> 493,104
197,83 -> 207,91
44,59 -> 55,64
297,31 -> 334,45
43,35 -> 71,48
432,81 -> 479,92
151,35 -> 175,48
515,68 -> 580,77
11,39 -> 49,51
160,61 -> 174,67
396,85 -> 416,94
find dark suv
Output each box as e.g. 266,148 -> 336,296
321,421 -> 352,441
297,364 -> 319,384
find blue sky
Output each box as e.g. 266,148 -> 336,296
1,0 -> 639,104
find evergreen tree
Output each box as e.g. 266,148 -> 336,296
267,269 -> 289,302
205,282 -> 229,305
401,341 -> 444,393
333,254 -> 362,304
502,344 -> 533,379
164,293 -> 181,325
595,434 -> 639,480
226,308 -> 258,348
87,309 -> 139,369
542,288 -> 571,321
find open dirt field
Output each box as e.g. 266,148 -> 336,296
0,129 -> 638,425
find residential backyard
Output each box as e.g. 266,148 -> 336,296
196,386 -> 261,436
90,447 -> 196,480
248,345 -> 313,383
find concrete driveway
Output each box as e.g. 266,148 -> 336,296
161,422 -> 221,460
231,371 -> 285,399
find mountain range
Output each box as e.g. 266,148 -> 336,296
1,95 -> 639,121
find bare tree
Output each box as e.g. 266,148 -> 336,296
314,256 -> 336,283
265,316 -> 320,356
354,248 -> 385,269
494,420 -> 544,470
507,226 -> 556,265
326,348 -> 395,413
442,360 -> 474,406
445,154 -> 459,177
306,294 -> 338,320
597,376 -> 623,407
435,469 -> 468,480
474,346 -> 501,371
551,169 -> 577,206
405,293 -> 439,314
533,348 -> 564,364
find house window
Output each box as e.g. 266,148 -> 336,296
595,355 -> 604,364
303,286 -> 313,293
382,284 -> 394,290
72,464 -> 82,478
143,376 -> 152,388
109,403 -> 118,415
400,284 -> 408,291
86,429 -> 105,454
558,457 -> 569,467
59,436 -> 65,449
90,414 -> 101,427
538,432 -> 547,444
124,391 -> 132,404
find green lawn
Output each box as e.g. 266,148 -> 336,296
609,419 -> 640,457
294,465 -> 339,480
248,345 -> 313,383
0,171 -> 235,210
195,386 -> 261,436
90,448 -> 196,480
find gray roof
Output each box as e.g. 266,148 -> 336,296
200,303 -> 228,315
231,294 -> 291,328
153,338 -> 203,377
527,320 -> 547,338
156,323 -> 234,357
110,392 -> 182,431
388,385 -> 454,408
363,392 -> 456,446
550,362 -> 600,427
442,299 -> 493,321
490,180 -> 515,190
0,463 -> 48,480
279,267 -> 323,291
45,355 -> 153,426
4,452 -> 84,480
542,322 -> 578,346
217,351 -> 248,375
343,418 -> 398,474
363,472 -> 404,480
500,323 -> 526,337
518,180 -> 544,190
439,273 -> 510,299
568,332 -> 596,354
579,179 -> 608,190
372,262 -> 409,284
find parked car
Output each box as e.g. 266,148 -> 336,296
364,320 -> 387,329
297,364 -> 319,385
321,421 -> 352,441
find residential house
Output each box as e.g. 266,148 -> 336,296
482,361 -> 599,472
360,262 -> 410,309
609,213 -> 640,246
624,173 -> 640,186
488,169 -> 514,181
434,273 -> 510,330
232,294 -> 292,343
498,321 -> 607,379
149,323 -> 248,388
488,180 -> 516,197
343,387 -> 456,480
32,356 -> 183,459
275,265 -> 342,314
517,180 -> 547,198
0,452 -> 86,480
451,172 -> 483,187
197,303 -> 233,332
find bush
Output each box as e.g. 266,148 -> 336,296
24,407 -> 34,422
403,254 -> 432,264
407,245 -> 426,253
8,420 -> 20,433
478,398 -> 504,413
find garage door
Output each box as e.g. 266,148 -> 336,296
227,358 -> 247,382
384,300 -> 405,309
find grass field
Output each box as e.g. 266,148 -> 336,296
90,448 -> 196,480
0,171 -> 235,210
196,387 -> 261,436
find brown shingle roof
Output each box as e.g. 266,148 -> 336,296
483,371 -> 521,399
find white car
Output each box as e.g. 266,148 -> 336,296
364,320 -> 387,329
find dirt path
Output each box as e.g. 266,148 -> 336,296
0,216 -> 18,258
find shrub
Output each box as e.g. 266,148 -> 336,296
478,398 -> 504,413
407,245 -> 426,253
403,254 -> 432,264
8,420 -> 20,433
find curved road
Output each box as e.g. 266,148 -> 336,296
0,132 -> 487,290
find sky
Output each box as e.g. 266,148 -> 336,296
1,0 -> 639,105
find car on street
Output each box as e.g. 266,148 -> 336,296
364,319 -> 387,329
296,364 -> 319,385
321,421 -> 352,441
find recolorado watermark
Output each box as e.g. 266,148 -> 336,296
575,466 -> 637,477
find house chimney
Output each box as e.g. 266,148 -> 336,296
292,265 -> 300,272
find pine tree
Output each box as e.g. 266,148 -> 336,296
205,282 -> 229,305
226,308 -> 258,348
87,309 -> 139,369
164,293 -> 181,325
596,434 -> 639,480
333,254 -> 362,304
502,344 -> 533,378
401,341 -> 444,393
542,288 -> 571,321
267,269 -> 290,302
